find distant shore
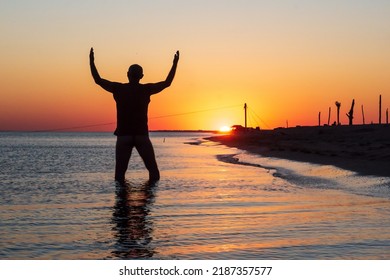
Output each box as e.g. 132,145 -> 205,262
208,125 -> 390,177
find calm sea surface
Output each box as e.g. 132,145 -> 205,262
0,132 -> 389,259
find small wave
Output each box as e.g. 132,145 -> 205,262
184,140 -> 202,145
218,152 -> 390,199
216,154 -> 275,172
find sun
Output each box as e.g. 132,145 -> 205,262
219,125 -> 232,133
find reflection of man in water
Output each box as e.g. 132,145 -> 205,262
112,182 -> 156,259
89,48 -> 179,182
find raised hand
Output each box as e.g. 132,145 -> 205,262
89,47 -> 95,63
173,50 -> 180,64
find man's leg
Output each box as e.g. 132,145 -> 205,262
115,136 -> 133,182
135,135 -> 160,181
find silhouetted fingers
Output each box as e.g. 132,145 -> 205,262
89,48 -> 95,60
174,50 -> 180,63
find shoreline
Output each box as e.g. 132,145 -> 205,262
208,124 -> 390,178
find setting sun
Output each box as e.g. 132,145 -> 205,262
219,126 -> 232,133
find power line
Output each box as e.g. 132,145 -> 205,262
33,122 -> 115,132
248,106 -> 271,129
34,104 -> 242,132
150,104 -> 241,119
248,109 -> 260,128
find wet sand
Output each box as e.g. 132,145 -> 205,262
209,125 -> 390,177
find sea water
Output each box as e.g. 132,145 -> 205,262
0,132 -> 389,259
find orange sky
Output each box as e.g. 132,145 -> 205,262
1,0 -> 390,131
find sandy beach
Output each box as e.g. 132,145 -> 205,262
209,125 -> 390,177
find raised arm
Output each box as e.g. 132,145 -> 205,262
165,50 -> 180,86
89,48 -> 118,93
148,51 -> 180,95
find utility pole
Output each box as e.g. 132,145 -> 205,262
318,112 -> 321,126
244,103 -> 247,129
379,94 -> 382,124
335,101 -> 341,125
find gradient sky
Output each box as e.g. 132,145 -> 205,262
1,0 -> 390,131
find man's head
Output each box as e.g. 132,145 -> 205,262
127,64 -> 144,81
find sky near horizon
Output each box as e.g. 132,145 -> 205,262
1,0 -> 390,131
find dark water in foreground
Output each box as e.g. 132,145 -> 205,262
0,132 -> 389,259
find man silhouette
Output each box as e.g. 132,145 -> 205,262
89,48 -> 179,182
